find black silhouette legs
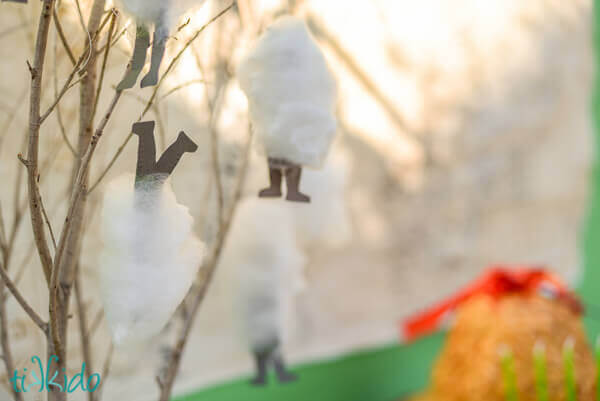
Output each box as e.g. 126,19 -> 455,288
251,343 -> 297,386
117,8 -> 169,90
132,121 -> 198,187
259,158 -> 310,203
117,24 -> 150,91
141,14 -> 168,88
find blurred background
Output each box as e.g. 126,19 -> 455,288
0,0 -> 595,400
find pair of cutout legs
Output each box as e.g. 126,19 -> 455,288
259,158 -> 310,203
117,14 -> 169,90
251,343 -> 297,386
132,121 -> 198,186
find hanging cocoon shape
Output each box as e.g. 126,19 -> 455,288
221,198 -> 305,384
238,16 -> 338,202
99,175 -> 204,345
116,0 -> 207,89
99,122 -> 203,345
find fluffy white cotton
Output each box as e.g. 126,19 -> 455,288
118,0 -> 206,26
221,198 -> 305,351
238,16 -> 338,168
99,174 -> 204,346
287,152 -> 352,249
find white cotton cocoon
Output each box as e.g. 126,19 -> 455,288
118,0 -> 206,27
221,198 -> 305,352
237,16 -> 338,168
99,174 -> 204,346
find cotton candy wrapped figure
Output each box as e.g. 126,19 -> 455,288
220,198 -> 305,385
238,17 -> 338,203
116,0 -> 206,89
99,121 -> 202,345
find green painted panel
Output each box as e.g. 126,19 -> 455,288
175,334 -> 443,401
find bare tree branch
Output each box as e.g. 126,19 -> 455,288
50,88 -> 122,363
25,0 -> 58,285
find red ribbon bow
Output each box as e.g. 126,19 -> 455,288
401,266 -> 582,343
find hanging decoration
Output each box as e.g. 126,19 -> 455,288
99,121 -> 204,345
238,16 -> 338,203
221,198 -> 305,385
116,0 -> 206,89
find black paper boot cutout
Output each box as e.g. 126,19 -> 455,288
250,350 -> 269,386
285,166 -> 310,203
117,24 -> 150,91
155,131 -> 198,175
141,13 -> 168,88
133,121 -> 157,179
132,121 -> 197,188
273,354 -> 298,383
259,160 -> 283,198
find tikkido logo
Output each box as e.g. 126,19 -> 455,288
9,355 -> 101,393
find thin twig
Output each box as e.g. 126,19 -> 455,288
52,6 -> 76,66
11,247 -> 34,291
141,3 -> 235,118
158,79 -> 206,102
40,196 -> 57,250
40,6 -> 114,126
74,266 -> 93,401
196,44 -> 228,226
40,71 -> 87,124
0,260 -> 47,332
95,22 -> 129,55
87,130 -> 132,193
53,24 -> 77,156
91,9 -> 118,127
